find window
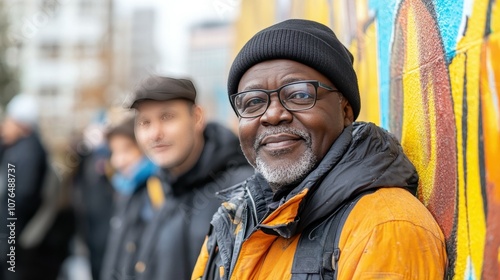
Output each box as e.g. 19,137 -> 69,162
40,0 -> 58,12
39,86 -> 59,97
40,42 -> 60,59
79,0 -> 93,16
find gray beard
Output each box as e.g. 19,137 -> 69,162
252,126 -> 317,193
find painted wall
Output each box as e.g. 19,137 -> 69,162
234,0 -> 500,279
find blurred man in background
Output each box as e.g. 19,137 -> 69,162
0,94 -> 72,280
106,76 -> 253,280
0,93 -> 47,280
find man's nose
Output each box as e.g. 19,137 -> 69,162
149,122 -> 164,141
259,94 -> 293,126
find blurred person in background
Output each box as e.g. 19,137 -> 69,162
0,109 -> 4,161
69,112 -> 115,280
100,116 -> 158,280
0,94 -> 73,280
0,123 -> 4,167
0,93 -> 47,279
106,76 -> 253,280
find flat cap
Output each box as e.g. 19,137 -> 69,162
126,76 -> 197,109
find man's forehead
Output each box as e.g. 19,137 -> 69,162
134,100 -> 184,117
241,77 -> 308,91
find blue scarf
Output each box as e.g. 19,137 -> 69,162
112,157 -> 158,195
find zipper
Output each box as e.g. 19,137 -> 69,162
245,185 -> 259,226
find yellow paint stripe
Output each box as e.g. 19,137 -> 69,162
451,0 -> 490,277
303,0 -> 330,24
465,44 -> 487,280
355,22 -> 381,124
401,5 -> 433,205
449,51 -> 468,280
233,0 -> 276,59
493,0 -> 500,34
459,2 -> 489,278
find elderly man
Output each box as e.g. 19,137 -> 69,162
192,19 -> 447,279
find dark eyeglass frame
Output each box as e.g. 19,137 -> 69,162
229,80 -> 340,118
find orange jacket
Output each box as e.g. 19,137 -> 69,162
192,123 -> 447,280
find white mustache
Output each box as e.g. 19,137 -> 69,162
254,126 -> 311,151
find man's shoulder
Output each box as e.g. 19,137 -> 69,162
342,188 -> 444,240
337,188 -> 447,279
2,135 -> 47,173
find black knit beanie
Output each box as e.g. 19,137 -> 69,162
228,19 -> 360,120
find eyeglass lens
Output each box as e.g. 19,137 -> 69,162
234,82 -> 317,117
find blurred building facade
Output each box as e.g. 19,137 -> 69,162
3,0 -> 114,151
130,9 -> 158,86
0,0 -> 18,110
1,0 -> 240,152
110,5 -> 159,100
187,21 -> 236,125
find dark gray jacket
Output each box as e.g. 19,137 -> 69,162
100,123 -> 254,280
0,133 -> 47,234
0,132 -> 51,279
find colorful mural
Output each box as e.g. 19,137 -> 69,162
234,0 -> 500,279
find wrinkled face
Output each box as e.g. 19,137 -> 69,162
0,118 -> 29,146
237,59 -> 353,191
108,134 -> 143,176
134,99 -> 204,175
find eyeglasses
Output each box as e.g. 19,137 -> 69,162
229,80 -> 340,118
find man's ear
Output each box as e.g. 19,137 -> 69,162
193,104 -> 205,131
341,97 -> 354,127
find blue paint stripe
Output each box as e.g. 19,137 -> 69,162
432,0 -> 463,62
369,0 -> 399,129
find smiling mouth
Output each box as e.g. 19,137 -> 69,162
264,140 -> 298,148
259,133 -> 303,153
151,144 -> 171,151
